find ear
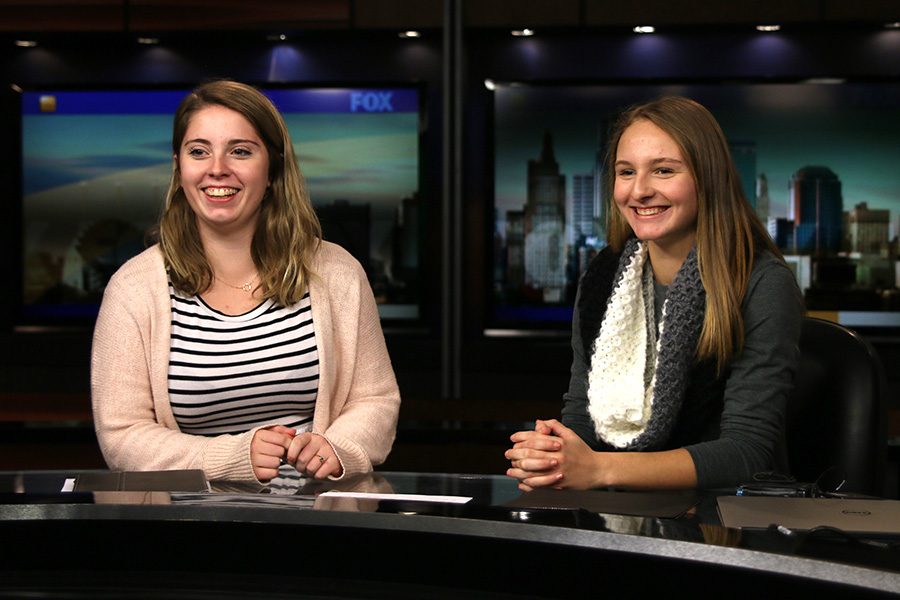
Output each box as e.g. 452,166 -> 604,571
172,155 -> 181,181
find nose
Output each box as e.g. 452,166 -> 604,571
630,171 -> 654,202
209,152 -> 230,177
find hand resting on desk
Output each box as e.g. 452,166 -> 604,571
286,432 -> 343,480
250,425 -> 296,482
505,419 -> 699,491
250,426 -> 343,482
506,419 -> 601,491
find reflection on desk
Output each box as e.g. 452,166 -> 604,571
1,470 -> 899,599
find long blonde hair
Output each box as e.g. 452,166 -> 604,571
605,96 -> 782,370
159,80 -> 321,306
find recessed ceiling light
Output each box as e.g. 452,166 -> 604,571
886,22 -> 900,29
511,28 -> 534,37
756,24 -> 781,32
804,78 -> 846,85
633,26 -> 655,34
266,33 -> 288,42
399,30 -> 421,38
15,40 -> 38,47
484,79 -> 496,91
137,37 -> 159,45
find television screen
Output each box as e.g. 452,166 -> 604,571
490,80 -> 900,332
19,85 -> 423,323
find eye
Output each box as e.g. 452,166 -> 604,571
185,146 -> 208,158
654,167 -> 675,175
231,147 -> 253,157
616,168 -> 635,177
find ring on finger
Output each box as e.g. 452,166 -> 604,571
317,454 -> 326,464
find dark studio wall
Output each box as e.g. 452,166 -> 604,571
458,26 -> 900,401
453,25 -> 900,485
0,30 -> 446,401
1,8 -> 899,483
0,28 -> 455,471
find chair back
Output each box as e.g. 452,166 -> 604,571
786,317 -> 887,496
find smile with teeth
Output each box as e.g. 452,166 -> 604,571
204,186 -> 239,198
634,206 -> 668,216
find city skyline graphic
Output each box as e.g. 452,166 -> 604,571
492,82 -> 900,327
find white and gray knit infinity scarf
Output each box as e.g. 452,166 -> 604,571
587,238 -> 706,450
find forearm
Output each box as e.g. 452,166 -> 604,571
94,393 -> 255,480
686,436 -> 774,489
596,448 -> 698,490
319,271 -> 400,477
510,419 -> 699,490
92,276 -> 258,481
325,352 -> 400,476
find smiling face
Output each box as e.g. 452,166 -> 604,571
177,104 -> 270,239
613,119 -> 698,258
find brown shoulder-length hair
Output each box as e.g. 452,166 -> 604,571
158,79 -> 321,306
605,96 -> 782,370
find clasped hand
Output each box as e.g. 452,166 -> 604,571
505,419 -> 600,491
250,425 -> 343,482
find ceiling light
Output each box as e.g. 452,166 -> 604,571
803,78 -> 846,85
886,22 -> 900,29
15,40 -> 38,47
511,28 -> 534,37
484,79 -> 496,91
756,25 -> 781,32
399,30 -> 421,38
267,33 -> 288,42
633,26 -> 655,34
137,37 -> 159,45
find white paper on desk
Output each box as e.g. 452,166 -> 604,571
61,478 -> 76,492
318,491 -> 472,504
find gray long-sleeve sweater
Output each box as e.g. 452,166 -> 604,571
562,249 -> 803,489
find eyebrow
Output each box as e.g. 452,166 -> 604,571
615,157 -> 685,167
183,138 -> 263,147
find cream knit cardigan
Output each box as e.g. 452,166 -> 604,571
91,242 -> 400,482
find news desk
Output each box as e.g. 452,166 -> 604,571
1,470 -> 898,599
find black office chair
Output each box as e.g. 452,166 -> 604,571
786,317 -> 887,496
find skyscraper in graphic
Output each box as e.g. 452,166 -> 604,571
317,200 -> 371,273
848,202 -> 890,255
392,193 -> 420,283
756,173 -> 771,224
505,209 -> 525,287
768,217 -> 795,251
789,166 -> 844,254
593,120 -> 611,240
729,140 -> 757,211
524,131 -> 566,300
572,173 -> 594,241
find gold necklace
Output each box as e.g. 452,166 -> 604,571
216,274 -> 257,293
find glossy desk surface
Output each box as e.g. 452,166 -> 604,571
2,470 -> 899,599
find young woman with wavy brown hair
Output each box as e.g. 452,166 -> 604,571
92,80 -> 400,486
506,96 -> 802,490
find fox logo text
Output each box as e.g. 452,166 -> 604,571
350,91 -> 394,112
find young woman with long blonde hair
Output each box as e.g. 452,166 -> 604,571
506,96 -> 802,490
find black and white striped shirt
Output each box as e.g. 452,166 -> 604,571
168,287 -> 319,437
